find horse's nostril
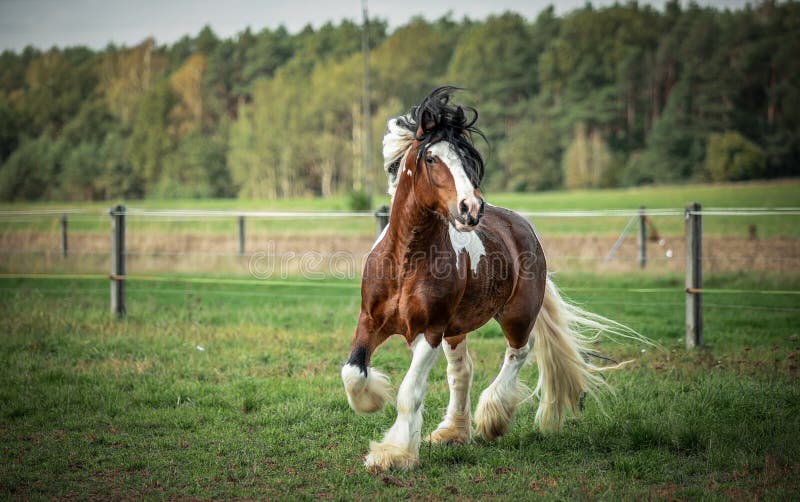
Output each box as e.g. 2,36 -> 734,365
459,200 -> 469,216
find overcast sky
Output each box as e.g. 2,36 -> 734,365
0,0 -> 751,52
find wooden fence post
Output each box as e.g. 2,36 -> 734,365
110,204 -> 126,317
60,213 -> 68,257
374,205 -> 389,238
238,215 -> 245,256
637,206 -> 646,269
685,202 -> 702,348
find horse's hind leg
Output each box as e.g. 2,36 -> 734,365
474,341 -> 531,441
365,333 -> 441,471
428,335 -> 473,445
474,312 -> 537,441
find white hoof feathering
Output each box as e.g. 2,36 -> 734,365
362,334 -> 441,471
364,441 -> 418,471
341,364 -> 394,414
428,412 -> 471,445
474,343 -> 531,441
474,379 -> 529,441
429,338 -> 473,445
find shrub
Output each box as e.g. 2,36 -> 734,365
347,189 -> 372,211
562,123 -> 615,189
705,131 -> 767,182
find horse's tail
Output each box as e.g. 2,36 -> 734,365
532,276 -> 646,432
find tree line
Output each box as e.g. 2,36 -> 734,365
0,1 -> 798,202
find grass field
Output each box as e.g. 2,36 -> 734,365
2,179 -> 799,237
1,273 -> 798,499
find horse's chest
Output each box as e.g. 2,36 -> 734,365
363,227 -> 512,337
381,266 -> 510,336
378,274 -> 460,334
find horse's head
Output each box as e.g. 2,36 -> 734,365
388,87 -> 486,232
409,122 -> 485,231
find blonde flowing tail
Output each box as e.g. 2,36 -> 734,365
533,277 -> 647,432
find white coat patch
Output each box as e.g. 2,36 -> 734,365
371,224 -> 388,251
448,224 -> 485,274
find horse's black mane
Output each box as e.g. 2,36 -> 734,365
394,86 -> 487,188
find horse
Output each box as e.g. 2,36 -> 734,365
341,86 -> 637,471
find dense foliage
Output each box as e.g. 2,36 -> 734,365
0,1 -> 798,201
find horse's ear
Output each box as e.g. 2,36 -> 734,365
416,108 -> 436,138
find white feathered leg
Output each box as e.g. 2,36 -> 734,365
429,338 -> 473,445
474,341 -> 531,441
365,334 -> 441,471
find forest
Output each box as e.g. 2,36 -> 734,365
0,1 -> 798,202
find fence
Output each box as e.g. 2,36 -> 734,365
1,204 -> 798,349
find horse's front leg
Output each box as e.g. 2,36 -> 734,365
428,335 -> 472,445
341,313 -> 393,414
365,333 -> 441,471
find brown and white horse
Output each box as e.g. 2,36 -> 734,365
342,87 -> 636,471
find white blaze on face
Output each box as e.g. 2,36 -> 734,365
427,142 -> 475,206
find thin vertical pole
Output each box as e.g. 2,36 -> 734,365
238,215 -> 245,256
110,204 -> 126,317
374,205 -> 389,238
60,213 -> 68,257
685,202 -> 702,348
637,206 -> 646,269
362,0 -> 372,198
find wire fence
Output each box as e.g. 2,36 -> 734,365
2,207 -> 797,270
1,204 -> 798,348
1,206 -> 797,265
1,205 -> 797,243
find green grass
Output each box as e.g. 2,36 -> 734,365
2,179 -> 799,237
1,274 -> 798,499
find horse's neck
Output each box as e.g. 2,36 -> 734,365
384,181 -> 447,258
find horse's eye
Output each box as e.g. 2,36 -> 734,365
425,156 -> 435,164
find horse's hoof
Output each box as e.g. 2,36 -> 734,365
364,442 -> 418,471
427,427 -> 470,445
475,380 -> 529,441
342,365 -> 394,415
474,390 -> 513,441
427,415 -> 471,445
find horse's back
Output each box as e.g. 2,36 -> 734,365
481,203 -> 545,265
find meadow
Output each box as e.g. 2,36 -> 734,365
0,272 -> 798,500
1,179 -> 799,499
1,179 -> 799,238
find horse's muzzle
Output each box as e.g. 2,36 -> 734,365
455,197 -> 484,230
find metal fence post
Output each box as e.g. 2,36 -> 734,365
238,215 -> 245,256
637,206 -> 646,269
374,205 -> 389,238
60,213 -> 68,257
685,202 -> 702,348
110,204 -> 126,317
